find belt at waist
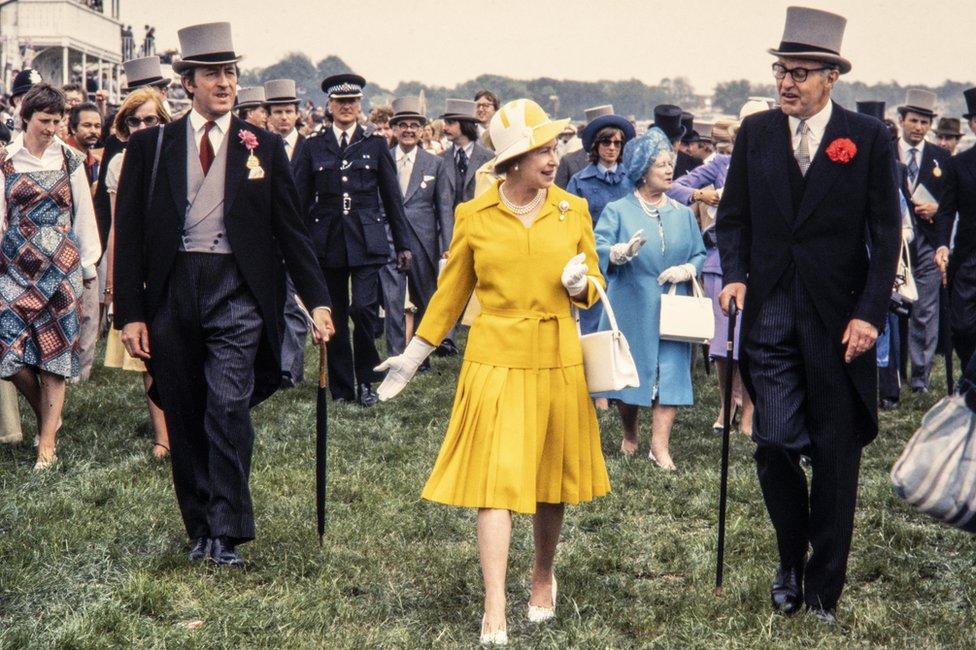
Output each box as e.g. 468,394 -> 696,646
480,306 -> 575,371
315,195 -> 381,211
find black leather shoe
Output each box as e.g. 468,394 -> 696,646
188,537 -> 211,562
209,537 -> 245,569
771,564 -> 803,615
806,605 -> 838,625
879,398 -> 900,411
358,383 -> 379,407
434,339 -> 459,357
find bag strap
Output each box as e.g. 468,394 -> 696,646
146,125 -> 164,214
901,235 -> 913,276
61,145 -> 76,226
666,274 -> 706,297
585,275 -> 621,332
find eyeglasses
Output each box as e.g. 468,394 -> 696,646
772,62 -> 834,83
396,122 -> 423,130
125,115 -> 160,129
475,102 -> 495,110
597,138 -> 624,148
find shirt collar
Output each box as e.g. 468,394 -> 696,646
899,137 -> 924,157
332,123 -> 356,143
189,109 -> 231,135
597,161 -> 618,174
787,99 -> 833,141
3,135 -> 66,160
396,145 -> 416,163
283,128 -> 299,148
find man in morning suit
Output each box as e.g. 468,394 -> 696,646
113,23 -> 334,568
379,97 -> 454,359
717,7 -> 900,624
897,89 -> 950,392
936,87 -> 976,371
292,73 -> 412,407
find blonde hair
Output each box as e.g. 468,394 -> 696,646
113,87 -> 171,140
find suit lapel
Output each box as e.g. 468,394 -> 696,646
223,116 -> 248,217
402,148 -> 427,201
760,110 -> 795,224
165,116 -> 190,215
794,103 -> 848,230
463,144 -> 482,188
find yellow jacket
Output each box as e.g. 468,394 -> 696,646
416,182 -> 604,369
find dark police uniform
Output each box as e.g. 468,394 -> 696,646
293,119 -> 410,403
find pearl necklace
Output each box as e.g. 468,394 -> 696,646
634,190 -> 668,255
500,185 -> 546,215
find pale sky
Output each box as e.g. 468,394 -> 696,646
122,0 -> 976,93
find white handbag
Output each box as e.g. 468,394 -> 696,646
578,277 -> 640,393
659,276 -> 715,344
893,237 -> 918,304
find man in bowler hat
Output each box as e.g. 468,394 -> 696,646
718,7 -> 900,623
113,22 -> 334,567
292,73 -> 412,406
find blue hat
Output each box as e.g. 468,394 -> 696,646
12,69 -> 42,97
623,127 -> 673,187
321,73 -> 365,98
580,114 -> 635,152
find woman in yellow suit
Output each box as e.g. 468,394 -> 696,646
376,99 -> 610,646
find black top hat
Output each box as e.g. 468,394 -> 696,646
680,112 -> 695,143
856,101 -> 885,122
651,104 -> 686,142
11,69 -> 41,97
963,87 -> 976,120
322,73 -> 365,98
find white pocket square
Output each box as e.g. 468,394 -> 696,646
423,175 -> 436,182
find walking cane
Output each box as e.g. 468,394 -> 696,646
941,285 -> 954,395
715,297 -> 738,596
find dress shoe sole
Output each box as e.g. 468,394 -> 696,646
208,557 -> 246,569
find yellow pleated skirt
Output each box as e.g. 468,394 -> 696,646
103,327 -> 147,372
422,360 -> 611,514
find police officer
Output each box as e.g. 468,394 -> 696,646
293,73 -> 412,406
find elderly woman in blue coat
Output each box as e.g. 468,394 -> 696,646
566,108 -> 635,337
594,127 -> 706,469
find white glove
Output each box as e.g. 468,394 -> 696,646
561,253 -> 589,297
609,229 -> 647,265
657,263 -> 697,285
374,337 -> 435,401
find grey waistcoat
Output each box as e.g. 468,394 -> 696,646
181,121 -> 232,254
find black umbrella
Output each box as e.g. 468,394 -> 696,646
715,298 -> 738,595
316,343 -> 329,545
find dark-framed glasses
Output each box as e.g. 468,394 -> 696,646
125,115 -> 160,129
597,138 -> 624,148
772,62 -> 833,83
396,122 -> 423,130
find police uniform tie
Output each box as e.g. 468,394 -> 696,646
907,147 -> 919,186
794,120 -> 811,176
339,131 -> 348,152
200,121 -> 216,175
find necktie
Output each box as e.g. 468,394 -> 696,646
398,153 -> 412,196
907,147 -> 919,185
794,120 -> 811,176
455,148 -> 468,204
339,131 -> 348,151
199,121 -> 215,175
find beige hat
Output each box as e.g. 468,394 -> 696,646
123,56 -> 170,92
236,86 -> 267,109
172,22 -> 243,74
263,79 -> 298,105
712,119 -> 739,144
584,105 -> 614,123
768,6 -> 851,74
898,89 -> 938,118
489,99 -> 570,172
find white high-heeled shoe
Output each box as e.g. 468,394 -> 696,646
480,615 -> 508,646
527,576 -> 557,623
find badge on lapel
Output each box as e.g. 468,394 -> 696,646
558,199 -> 570,221
238,129 -> 265,179
933,159 -> 943,178
421,174 -> 435,189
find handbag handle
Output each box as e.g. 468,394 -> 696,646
574,275 -> 623,334
666,274 -> 706,298
901,235 -> 913,277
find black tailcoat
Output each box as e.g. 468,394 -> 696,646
113,114 -> 331,405
908,141 -> 950,247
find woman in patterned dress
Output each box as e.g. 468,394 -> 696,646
0,84 -> 101,469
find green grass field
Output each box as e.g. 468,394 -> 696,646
1,340 -> 974,649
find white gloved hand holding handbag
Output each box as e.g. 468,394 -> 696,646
609,229 -> 647,265
657,263 -> 697,285
374,337 -> 436,401
561,253 -> 589,297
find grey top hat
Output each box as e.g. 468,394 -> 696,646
172,22 -> 243,74
390,97 -> 427,125
439,99 -> 479,121
263,79 -> 298,105
768,6 -> 851,74
123,56 -> 170,92
236,86 -> 267,110
584,105 -> 614,123
898,89 -> 938,118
